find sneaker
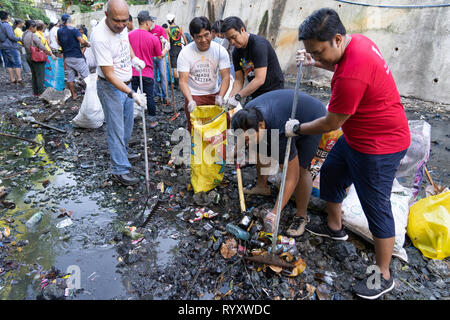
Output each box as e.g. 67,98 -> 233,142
306,222 -> 348,241
353,273 -> 395,300
286,215 -> 310,237
111,173 -> 139,186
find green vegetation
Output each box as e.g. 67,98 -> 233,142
0,0 -> 51,24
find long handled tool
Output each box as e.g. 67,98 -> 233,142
162,55 -> 170,106
167,54 -> 180,121
236,164 -> 246,213
244,62 -> 303,269
139,69 -> 150,194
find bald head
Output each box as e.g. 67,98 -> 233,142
105,0 -> 129,33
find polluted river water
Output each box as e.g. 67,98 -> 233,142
0,130 -> 181,299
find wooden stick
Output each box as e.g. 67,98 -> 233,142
0,132 -> 41,145
236,164 -> 246,213
424,166 -> 438,193
29,119 -> 66,133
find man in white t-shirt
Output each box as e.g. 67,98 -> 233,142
90,0 -> 147,187
177,16 -> 230,132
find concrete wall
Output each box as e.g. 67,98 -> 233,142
72,0 -> 450,104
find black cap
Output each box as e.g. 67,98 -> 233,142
137,10 -> 156,24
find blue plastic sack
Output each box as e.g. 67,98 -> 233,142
44,56 -> 65,91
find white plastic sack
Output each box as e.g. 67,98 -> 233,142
71,73 -> 104,129
396,120 -> 431,200
342,179 -> 413,262
133,87 -> 147,119
84,47 -> 97,70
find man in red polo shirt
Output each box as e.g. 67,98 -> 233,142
285,8 -> 410,299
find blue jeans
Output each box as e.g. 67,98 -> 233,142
1,48 -> 21,69
153,57 -> 167,100
132,76 -> 156,122
96,78 -> 134,175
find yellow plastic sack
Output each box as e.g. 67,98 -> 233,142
190,105 -> 227,193
407,191 -> 450,260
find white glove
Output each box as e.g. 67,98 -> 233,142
132,92 -> 147,107
296,49 -> 315,67
285,118 -> 300,137
226,94 -> 240,109
187,100 -> 197,112
215,95 -> 224,107
131,57 -> 146,70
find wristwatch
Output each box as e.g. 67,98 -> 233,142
127,90 -> 135,99
234,93 -> 242,102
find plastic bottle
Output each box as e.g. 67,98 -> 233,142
25,211 -> 43,229
226,223 -> 250,241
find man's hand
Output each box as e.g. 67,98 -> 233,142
296,49 -> 315,67
226,94 -> 241,109
131,57 -> 146,70
187,100 -> 197,112
215,95 -> 224,107
132,92 -> 147,107
285,118 -> 300,137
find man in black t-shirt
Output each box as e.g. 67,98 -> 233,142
222,16 -> 284,108
231,89 -> 325,237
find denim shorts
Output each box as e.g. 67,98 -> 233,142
319,135 -> 407,238
1,48 -> 21,68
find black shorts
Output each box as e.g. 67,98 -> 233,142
262,132 -> 321,170
169,45 -> 182,68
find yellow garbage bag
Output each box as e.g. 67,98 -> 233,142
407,191 -> 450,260
190,105 -> 227,193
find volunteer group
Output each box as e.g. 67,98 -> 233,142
1,1 -> 411,300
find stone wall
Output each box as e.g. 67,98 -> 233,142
72,0 -> 450,104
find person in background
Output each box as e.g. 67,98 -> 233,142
82,25 -> 88,38
286,8 -> 410,299
57,14 -> 90,101
43,21 -> 49,40
166,13 -> 187,89
147,14 -> 170,106
77,24 -> 89,55
35,20 -> 51,53
90,0 -> 147,187
48,20 -> 61,56
178,16 -> 230,132
22,20 -> 54,95
215,20 -> 234,79
13,18 -> 30,73
0,11 -> 23,84
222,16 -> 284,110
129,10 -> 167,128
211,20 -> 224,45
127,14 -> 134,32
